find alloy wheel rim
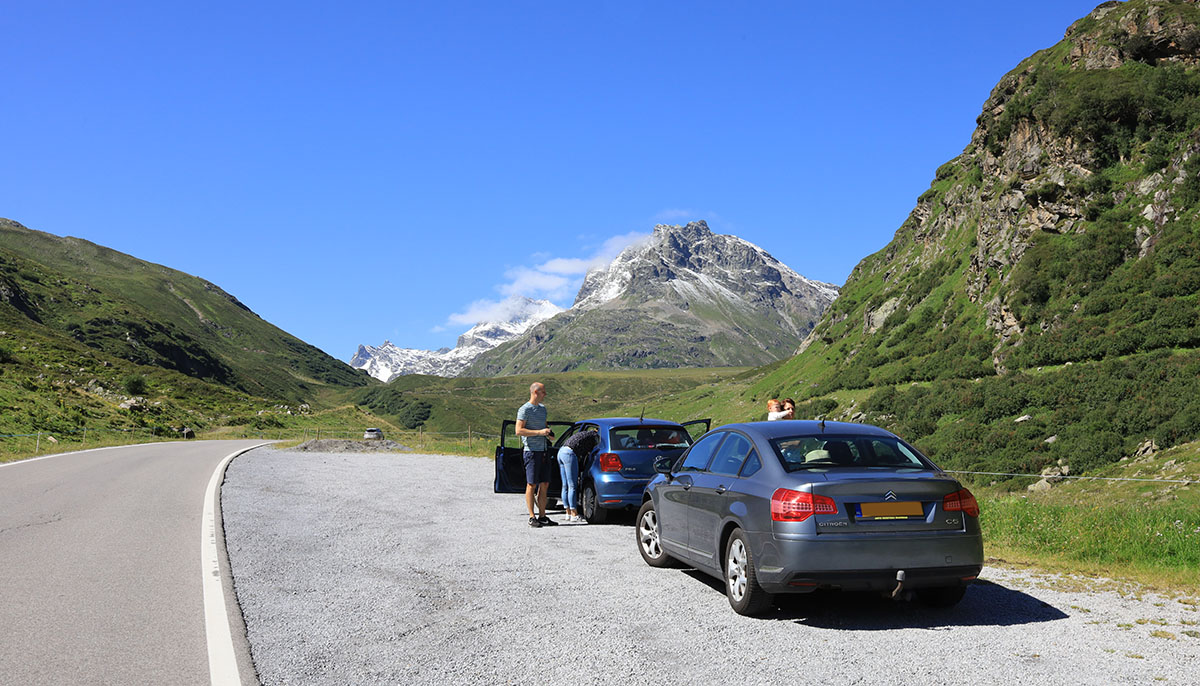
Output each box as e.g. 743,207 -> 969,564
727,539 -> 747,601
639,510 -> 661,558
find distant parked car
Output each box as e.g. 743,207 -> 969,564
494,417 -> 710,522
636,420 -> 983,615
363,428 -> 385,440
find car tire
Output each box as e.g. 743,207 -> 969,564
916,585 -> 967,608
724,529 -> 772,616
636,500 -> 675,568
581,485 -> 608,524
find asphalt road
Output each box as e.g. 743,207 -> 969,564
0,440 -> 265,686
223,447 -> 1200,686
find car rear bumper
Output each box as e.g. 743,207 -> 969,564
751,531 -> 984,593
593,475 -> 650,509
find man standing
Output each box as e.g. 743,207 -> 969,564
516,382 -> 557,528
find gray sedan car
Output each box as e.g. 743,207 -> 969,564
637,420 -> 983,615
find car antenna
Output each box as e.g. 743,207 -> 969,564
819,418 -> 826,432
639,406 -> 645,422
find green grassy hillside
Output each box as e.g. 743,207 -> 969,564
1,219 -> 369,403
712,0 -> 1200,481
357,367 -> 751,435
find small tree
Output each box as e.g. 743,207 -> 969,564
123,374 -> 147,396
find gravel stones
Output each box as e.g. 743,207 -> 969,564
222,447 -> 1200,685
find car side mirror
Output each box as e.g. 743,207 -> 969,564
654,455 -> 675,474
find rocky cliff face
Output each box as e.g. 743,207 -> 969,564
351,297 -> 562,380
461,221 -> 838,376
766,0 -> 1200,394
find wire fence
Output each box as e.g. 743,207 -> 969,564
945,470 -> 1198,486
3,430 -> 1196,486
0,426 -> 505,458
207,427 -> 505,455
0,427 -> 175,456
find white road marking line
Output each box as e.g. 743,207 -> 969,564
0,441 -> 176,468
202,444 -> 269,686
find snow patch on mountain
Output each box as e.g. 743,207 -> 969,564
351,297 -> 562,380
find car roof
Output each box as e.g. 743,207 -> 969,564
575,417 -> 686,428
715,420 -> 898,440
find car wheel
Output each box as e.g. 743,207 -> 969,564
581,485 -> 607,524
724,529 -> 772,616
916,585 -> 966,608
636,500 -> 674,568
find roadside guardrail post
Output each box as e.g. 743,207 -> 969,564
35,432 -> 41,455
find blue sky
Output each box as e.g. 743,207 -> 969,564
2,1 -> 1098,359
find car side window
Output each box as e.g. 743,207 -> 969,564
708,433 -> 752,476
739,449 -> 762,477
679,432 -> 724,472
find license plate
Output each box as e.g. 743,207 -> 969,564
858,501 -> 923,519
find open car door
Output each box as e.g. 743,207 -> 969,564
494,419 -> 575,494
680,418 -> 712,443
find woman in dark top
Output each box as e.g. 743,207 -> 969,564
558,429 -> 599,523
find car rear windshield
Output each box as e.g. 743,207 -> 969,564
770,434 -> 934,472
610,426 -> 693,450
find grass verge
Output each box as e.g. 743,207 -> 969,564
980,495 -> 1200,595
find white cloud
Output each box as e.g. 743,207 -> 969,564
441,229 -> 653,329
540,257 -> 591,275
497,268 -> 573,300
447,296 -> 546,326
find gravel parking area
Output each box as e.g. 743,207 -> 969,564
222,447 -> 1200,685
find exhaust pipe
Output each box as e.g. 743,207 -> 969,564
890,570 -> 906,599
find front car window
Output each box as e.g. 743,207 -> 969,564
611,425 -> 693,450
679,432 -> 724,472
771,434 -> 934,472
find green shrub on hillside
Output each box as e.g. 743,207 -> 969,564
987,62 -> 1200,168
357,386 -> 433,429
1006,215 -> 1200,368
122,374 -> 147,396
862,351 -> 1200,484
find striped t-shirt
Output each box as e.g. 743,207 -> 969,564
517,402 -> 548,451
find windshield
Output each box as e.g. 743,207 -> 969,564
610,426 -> 693,450
771,434 -> 934,472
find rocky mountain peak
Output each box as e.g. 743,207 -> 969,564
463,222 -> 839,376
574,221 -> 837,313
351,296 -> 562,380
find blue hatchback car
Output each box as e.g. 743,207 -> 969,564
494,417 -> 710,523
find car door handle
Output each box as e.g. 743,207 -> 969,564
715,486 -> 727,494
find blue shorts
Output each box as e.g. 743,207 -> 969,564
523,450 -> 553,485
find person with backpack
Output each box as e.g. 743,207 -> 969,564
558,427 -> 599,523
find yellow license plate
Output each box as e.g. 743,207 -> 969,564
859,501 -> 923,518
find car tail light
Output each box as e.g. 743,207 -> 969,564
771,488 -> 837,522
598,452 -> 623,472
943,488 -> 980,517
